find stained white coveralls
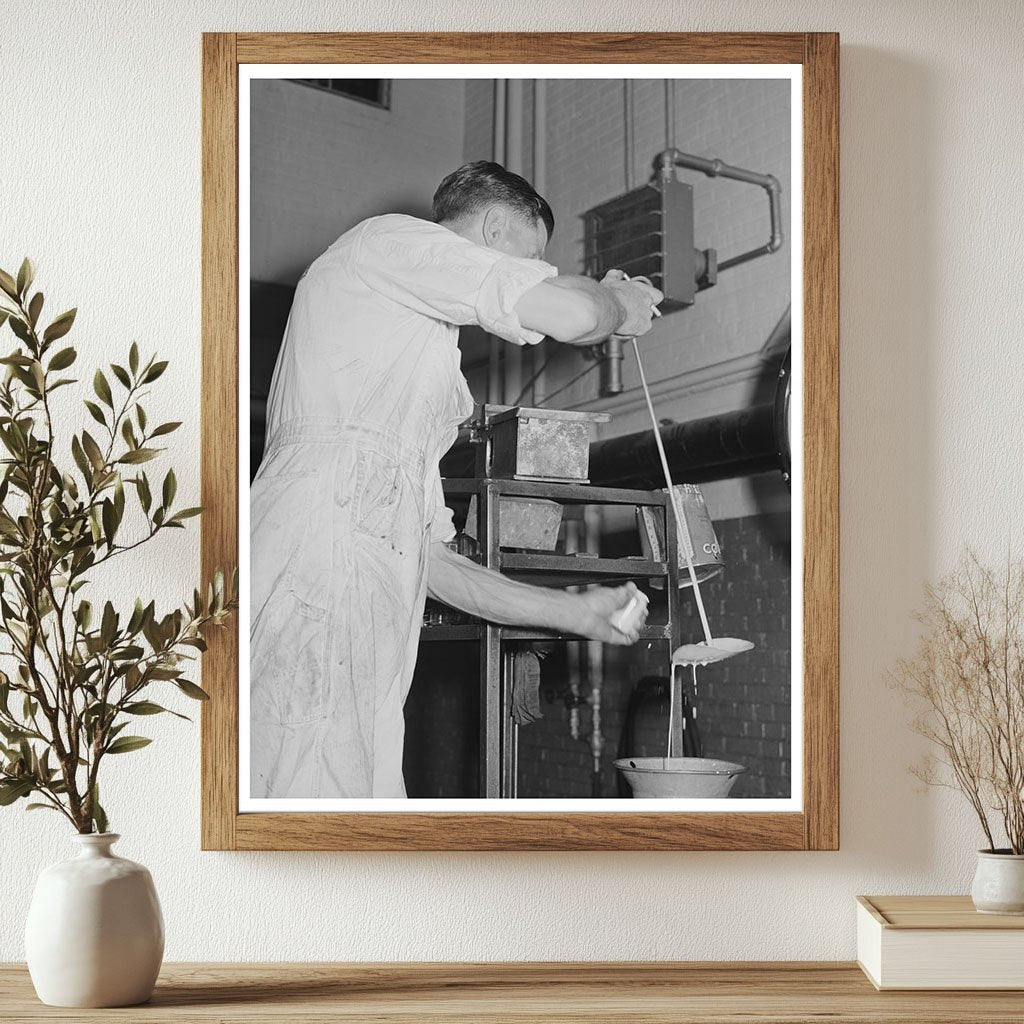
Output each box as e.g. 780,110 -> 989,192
250,214 -> 558,798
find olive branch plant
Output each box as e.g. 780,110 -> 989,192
0,259 -> 236,834
893,551 -> 1024,854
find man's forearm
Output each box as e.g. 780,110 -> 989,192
513,276 -> 627,346
544,276 -> 627,345
427,541 -> 584,631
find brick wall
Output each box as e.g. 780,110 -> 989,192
515,512 -> 791,799
460,76 -> 792,428
406,511 -> 791,799
250,77 -> 465,285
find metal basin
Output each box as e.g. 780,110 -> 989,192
614,757 -> 747,798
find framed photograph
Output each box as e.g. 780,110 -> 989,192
201,32 -> 838,850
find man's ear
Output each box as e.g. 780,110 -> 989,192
480,205 -> 508,247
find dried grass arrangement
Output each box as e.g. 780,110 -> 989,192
894,552 -> 1024,854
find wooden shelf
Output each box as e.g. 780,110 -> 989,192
2,962 -> 1021,1022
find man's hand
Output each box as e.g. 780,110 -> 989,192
601,270 -> 663,339
572,581 -> 648,645
427,543 -> 647,645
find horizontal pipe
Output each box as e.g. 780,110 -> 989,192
588,404 -> 778,487
439,403 -> 780,485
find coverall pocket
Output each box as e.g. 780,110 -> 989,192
250,587 -> 328,727
352,452 -> 404,540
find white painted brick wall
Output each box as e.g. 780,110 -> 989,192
251,78 -> 465,284
462,76 -> 791,426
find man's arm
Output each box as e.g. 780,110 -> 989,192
427,542 -> 644,645
514,275 -> 663,346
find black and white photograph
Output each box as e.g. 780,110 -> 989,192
240,65 -> 801,810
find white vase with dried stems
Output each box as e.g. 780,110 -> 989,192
894,552 -> 1024,914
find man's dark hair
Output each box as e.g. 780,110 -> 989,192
432,161 -> 554,240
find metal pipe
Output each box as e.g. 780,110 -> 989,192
655,147 -> 784,269
588,403 -> 779,487
532,79 -> 548,406
487,80 -> 508,405
493,79 -> 507,165
503,79 -> 525,405
439,402 -> 779,484
623,80 -> 634,191
600,336 -> 624,396
664,79 -> 675,153
584,505 -> 605,796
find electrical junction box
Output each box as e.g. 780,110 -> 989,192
583,178 -> 715,311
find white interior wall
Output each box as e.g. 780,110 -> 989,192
1,0 -> 1023,963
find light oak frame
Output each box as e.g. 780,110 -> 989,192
201,32 -> 839,851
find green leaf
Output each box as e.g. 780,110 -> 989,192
168,507 -> 202,524
162,468 -> 176,508
16,258 -> 34,298
27,292 -> 43,329
47,346 -> 76,371
150,421 -> 181,438
81,431 -> 105,472
136,473 -> 152,513
83,400 -> 106,427
71,435 -> 92,483
91,785 -> 108,834
0,269 -> 18,300
136,404 -> 147,432
113,474 -> 125,520
105,735 -> 152,755
142,360 -> 168,383
124,701 -> 164,715
129,342 -> 139,375
101,498 -> 116,546
93,369 -> 113,408
0,352 -> 33,366
118,448 -> 158,465
42,308 -> 76,344
100,601 -> 117,646
8,317 -> 31,344
0,779 -> 33,805
26,803 -> 61,813
110,363 -> 131,389
124,700 -> 186,719
175,679 -> 210,701
110,644 -> 143,661
121,418 -> 137,450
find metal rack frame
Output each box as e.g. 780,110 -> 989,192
420,477 -> 681,798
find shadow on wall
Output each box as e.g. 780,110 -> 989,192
837,48 -> 935,868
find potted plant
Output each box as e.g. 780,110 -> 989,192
894,551 -> 1024,914
0,260 -> 237,1005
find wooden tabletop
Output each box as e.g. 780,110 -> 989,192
2,962 -> 1023,1023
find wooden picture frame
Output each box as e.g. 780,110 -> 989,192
201,32 -> 839,851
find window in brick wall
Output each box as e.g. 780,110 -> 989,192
288,79 -> 391,109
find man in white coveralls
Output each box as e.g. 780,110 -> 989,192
250,161 -> 662,799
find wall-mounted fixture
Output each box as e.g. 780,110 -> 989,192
582,149 -> 783,396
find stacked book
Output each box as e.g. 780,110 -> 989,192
857,895 -> 1024,990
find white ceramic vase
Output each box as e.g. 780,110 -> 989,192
971,849 -> 1024,915
25,833 -> 164,1007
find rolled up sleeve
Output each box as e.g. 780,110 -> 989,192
474,255 -> 557,346
354,215 -> 557,345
